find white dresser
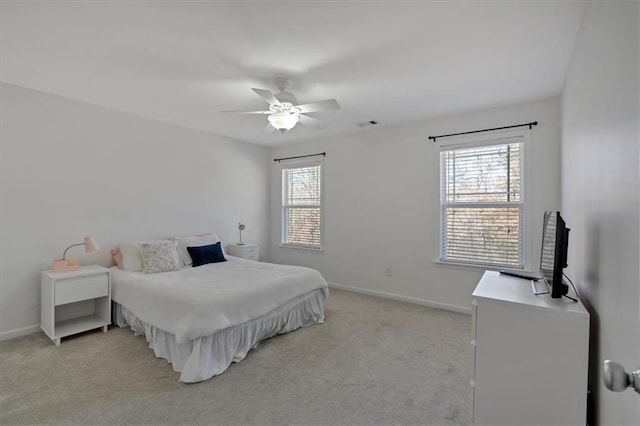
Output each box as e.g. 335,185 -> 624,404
471,270 -> 590,425
228,243 -> 259,261
41,265 -> 111,345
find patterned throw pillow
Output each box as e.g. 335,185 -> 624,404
139,240 -> 182,274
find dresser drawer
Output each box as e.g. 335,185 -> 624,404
55,273 -> 109,305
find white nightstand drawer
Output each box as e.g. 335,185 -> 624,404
55,274 -> 108,305
243,246 -> 258,256
228,243 -> 259,261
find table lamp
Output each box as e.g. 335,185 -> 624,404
238,223 -> 246,245
53,236 -> 100,272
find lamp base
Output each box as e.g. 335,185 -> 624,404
53,259 -> 79,273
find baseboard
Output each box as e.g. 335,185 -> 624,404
0,324 -> 41,342
327,282 -> 472,315
0,288 -> 470,341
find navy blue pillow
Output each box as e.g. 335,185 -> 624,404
187,242 -> 227,267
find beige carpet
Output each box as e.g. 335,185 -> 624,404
0,289 -> 471,425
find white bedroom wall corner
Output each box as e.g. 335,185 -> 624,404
269,97 -> 561,313
0,83 -> 271,339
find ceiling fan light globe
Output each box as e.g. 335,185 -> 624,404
268,112 -> 299,132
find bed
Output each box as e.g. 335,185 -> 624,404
111,255 -> 328,383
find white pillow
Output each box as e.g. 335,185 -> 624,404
119,241 -> 144,272
139,240 -> 181,274
172,233 -> 221,266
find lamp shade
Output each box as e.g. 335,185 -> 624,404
268,112 -> 299,133
84,236 -> 99,253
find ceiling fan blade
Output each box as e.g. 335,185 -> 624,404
296,99 -> 340,113
220,110 -> 270,114
298,114 -> 329,129
252,88 -> 281,106
264,122 -> 277,132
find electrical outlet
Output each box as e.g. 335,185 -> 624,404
385,267 -> 392,277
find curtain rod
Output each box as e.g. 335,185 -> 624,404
428,121 -> 538,143
273,152 -> 326,162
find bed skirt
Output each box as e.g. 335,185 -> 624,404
114,288 -> 327,383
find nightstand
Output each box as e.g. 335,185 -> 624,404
228,243 -> 259,261
41,265 -> 111,346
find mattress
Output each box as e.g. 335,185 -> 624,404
111,256 -> 328,343
110,256 -> 328,382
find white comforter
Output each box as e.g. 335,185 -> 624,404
111,256 -> 328,343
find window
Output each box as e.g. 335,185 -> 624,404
281,159 -> 323,250
439,138 -> 524,267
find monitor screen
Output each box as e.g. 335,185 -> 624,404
539,211 -> 569,298
540,212 -> 557,282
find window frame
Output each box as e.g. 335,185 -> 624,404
435,129 -> 532,270
279,157 -> 324,251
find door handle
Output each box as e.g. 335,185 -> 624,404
603,360 -> 640,394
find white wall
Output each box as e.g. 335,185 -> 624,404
269,97 -> 561,312
0,83 -> 270,340
561,2 -> 640,425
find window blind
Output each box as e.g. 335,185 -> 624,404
440,141 -> 524,267
281,161 -> 322,249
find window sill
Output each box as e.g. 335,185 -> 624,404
279,244 -> 324,253
433,258 -> 524,272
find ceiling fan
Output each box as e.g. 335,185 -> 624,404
222,78 -> 340,134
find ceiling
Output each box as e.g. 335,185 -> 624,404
0,1 -> 585,147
